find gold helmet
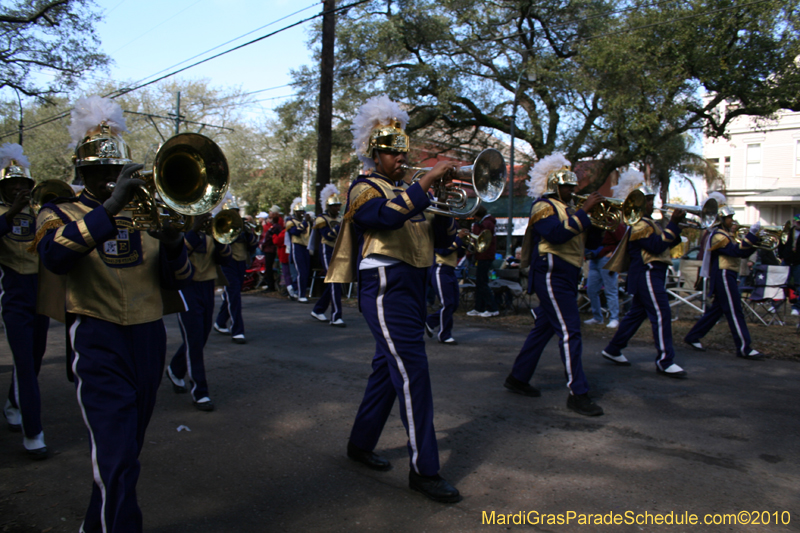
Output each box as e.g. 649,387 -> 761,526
0,143 -> 33,183
68,96 -> 132,169
366,121 -> 409,157
546,167 -> 578,195
320,183 -> 342,206
73,124 -> 132,168
352,95 -> 410,171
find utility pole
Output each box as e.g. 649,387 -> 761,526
13,89 -> 23,145
314,0 -> 336,215
174,92 -> 181,135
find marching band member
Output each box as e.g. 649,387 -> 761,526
34,96 -> 192,533
504,153 -> 605,416
166,213 -> 232,411
286,197 -> 312,303
425,228 -> 467,344
599,170 -> 688,378
326,95 -> 461,503
0,143 -> 49,457
684,195 -> 762,358
310,184 -> 345,326
213,201 -> 258,344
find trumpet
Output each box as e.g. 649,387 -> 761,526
402,148 -> 506,218
573,190 -> 646,231
463,229 -> 492,254
30,179 -> 76,214
244,220 -> 263,236
735,221 -> 790,251
658,197 -> 718,229
107,133 -> 229,232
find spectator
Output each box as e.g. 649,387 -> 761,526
467,205 -> 499,317
584,224 -> 626,329
259,205 -> 283,292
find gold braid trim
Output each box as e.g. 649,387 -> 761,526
529,204 -> 555,224
630,224 -> 653,241
343,188 -> 382,222
27,219 -> 65,254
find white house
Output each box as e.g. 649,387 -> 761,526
703,105 -> 800,226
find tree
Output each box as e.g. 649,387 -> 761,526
0,0 -> 109,99
283,0 -> 800,190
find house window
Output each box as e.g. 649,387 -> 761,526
796,140 -> 800,176
746,144 -> 761,186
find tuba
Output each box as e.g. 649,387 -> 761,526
402,148 -> 506,218
735,221 -> 790,251
30,180 -> 76,214
573,189 -> 646,231
659,197 -> 718,229
108,133 -> 229,232
463,229 -> 492,254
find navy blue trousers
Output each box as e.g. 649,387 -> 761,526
216,260 -> 245,336
685,269 -> 752,355
475,258 -> 498,312
291,242 -> 310,298
313,245 -> 342,322
171,279 -> 215,400
510,254 -> 590,395
350,263 -> 440,476
0,266 -> 49,438
604,264 -> 676,369
70,316 -> 165,533
426,264 -> 459,341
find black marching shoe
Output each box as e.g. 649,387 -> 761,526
684,339 -> 707,352
409,471 -> 462,503
347,441 -> 392,471
567,393 -> 604,416
737,349 -> 764,361
166,367 -> 188,394
503,375 -> 541,397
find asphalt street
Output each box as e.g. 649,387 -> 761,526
1,292 -> 798,532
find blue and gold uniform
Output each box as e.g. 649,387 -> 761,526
286,213 -> 312,301
0,202 -> 49,445
327,171 -> 457,478
36,188 -> 192,532
602,216 -> 684,371
509,196 -> 600,397
425,235 -> 465,343
684,226 -> 759,357
214,227 -> 258,342
311,211 -> 343,323
168,229 -> 231,407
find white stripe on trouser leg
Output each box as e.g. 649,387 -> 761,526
70,316 -> 109,533
292,243 -> 302,297
324,250 -> 339,318
546,255 -> 574,392
645,267 -> 667,365
722,272 -> 746,353
177,313 -> 196,398
375,266 -> 420,473
435,265 -> 446,341
223,287 -> 234,330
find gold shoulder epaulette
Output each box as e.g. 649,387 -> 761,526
710,232 -> 730,251
529,202 -> 555,224
28,218 -> 65,254
314,217 -> 327,230
344,183 -> 383,222
629,221 -> 653,241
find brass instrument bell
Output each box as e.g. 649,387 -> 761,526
573,189 -> 646,231
30,180 -> 76,214
464,229 -> 492,254
734,221 -> 790,251
659,197 -> 718,229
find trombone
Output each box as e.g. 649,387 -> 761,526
402,148 -> 506,218
658,197 -> 718,229
734,221 -> 790,251
107,132 -> 229,232
573,189 -> 646,231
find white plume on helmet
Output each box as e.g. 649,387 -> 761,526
611,168 -> 645,199
707,191 -> 727,206
351,95 -> 409,171
526,153 -> 571,199
0,143 -> 30,170
68,95 -> 129,146
290,197 -> 303,213
320,184 -> 339,206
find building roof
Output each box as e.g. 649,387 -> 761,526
744,188 -> 800,203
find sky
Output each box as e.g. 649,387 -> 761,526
74,0 -> 320,120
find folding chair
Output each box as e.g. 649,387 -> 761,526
667,259 -> 706,318
747,265 -> 790,326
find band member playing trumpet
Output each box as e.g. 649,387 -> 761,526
599,170 -> 688,378
310,184 -> 345,326
504,153 -> 605,416
166,213 -> 232,411
684,199 -> 762,358
0,143 -> 50,457
286,197 -> 312,303
33,96 -> 193,533
425,228 -> 467,344
326,95 -> 461,503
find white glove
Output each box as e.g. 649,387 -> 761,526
103,163 -> 144,215
749,220 -> 762,235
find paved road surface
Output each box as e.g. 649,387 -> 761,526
1,293 -> 798,532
